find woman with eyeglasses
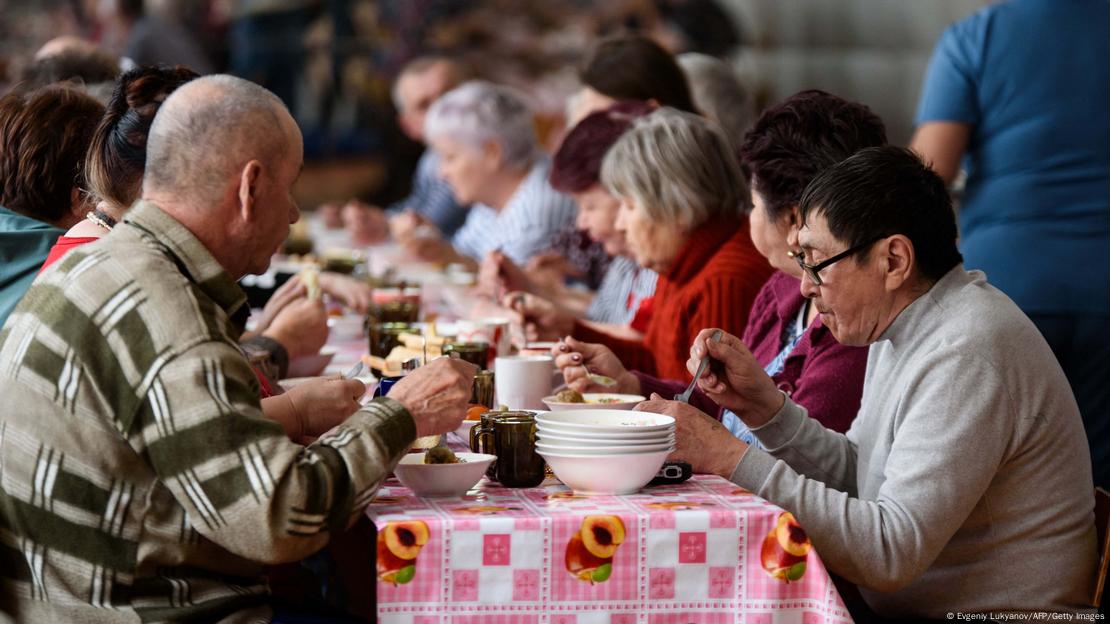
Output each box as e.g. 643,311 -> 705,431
555,90 -> 883,437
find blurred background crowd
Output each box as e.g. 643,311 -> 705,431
0,0 -> 989,209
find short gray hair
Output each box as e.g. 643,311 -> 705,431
144,74 -> 289,203
601,107 -> 747,230
424,80 -> 537,170
677,53 -> 755,143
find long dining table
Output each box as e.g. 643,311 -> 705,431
296,220 -> 854,623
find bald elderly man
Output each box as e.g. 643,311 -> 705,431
0,75 -> 476,622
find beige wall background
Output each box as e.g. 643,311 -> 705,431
720,0 -> 993,143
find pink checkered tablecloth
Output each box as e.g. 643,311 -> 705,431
366,474 -> 853,624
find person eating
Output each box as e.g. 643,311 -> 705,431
637,146 -> 1096,618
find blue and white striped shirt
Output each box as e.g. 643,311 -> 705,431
388,150 -> 470,238
451,158 -> 578,265
586,255 -> 658,325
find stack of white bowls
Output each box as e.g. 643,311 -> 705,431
535,410 -> 676,495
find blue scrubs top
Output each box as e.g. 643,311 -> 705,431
915,0 -> 1110,316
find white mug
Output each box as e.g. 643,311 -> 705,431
495,355 -> 555,410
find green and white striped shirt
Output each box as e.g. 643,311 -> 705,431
0,201 -> 415,623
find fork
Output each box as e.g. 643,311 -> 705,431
674,329 -> 723,403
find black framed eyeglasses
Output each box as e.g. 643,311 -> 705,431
792,237 -> 882,286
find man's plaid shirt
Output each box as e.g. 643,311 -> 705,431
0,201 -> 415,622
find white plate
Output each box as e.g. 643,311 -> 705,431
536,410 -> 674,434
542,393 -> 646,411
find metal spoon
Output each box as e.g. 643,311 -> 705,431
582,364 -> 618,388
342,360 -> 365,380
674,329 -> 723,403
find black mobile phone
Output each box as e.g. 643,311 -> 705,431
647,461 -> 692,486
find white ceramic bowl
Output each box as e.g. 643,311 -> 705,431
287,347 -> 337,378
542,393 -> 646,411
536,441 -> 675,455
536,409 -> 674,434
537,429 -> 675,447
393,452 -> 495,497
538,449 -> 671,495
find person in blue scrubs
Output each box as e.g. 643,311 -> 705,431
911,0 -> 1110,487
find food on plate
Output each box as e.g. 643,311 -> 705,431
554,388 -> 585,403
424,446 -> 460,464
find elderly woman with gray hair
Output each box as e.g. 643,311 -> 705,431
554,108 -> 772,381
396,80 -> 577,269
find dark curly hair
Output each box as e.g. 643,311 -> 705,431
738,90 -> 887,223
85,65 -> 199,212
550,100 -> 655,193
580,35 -> 695,113
0,84 -> 105,225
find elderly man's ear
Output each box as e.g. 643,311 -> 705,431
881,234 -> 917,291
237,160 -> 264,221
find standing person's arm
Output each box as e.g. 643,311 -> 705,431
910,122 -> 970,185
910,21 -> 981,185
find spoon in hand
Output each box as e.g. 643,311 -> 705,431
582,364 -> 618,388
674,329 -> 723,403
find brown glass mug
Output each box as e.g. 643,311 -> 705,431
443,342 -> 489,370
470,411 -> 545,487
367,322 -> 416,358
368,299 -> 420,324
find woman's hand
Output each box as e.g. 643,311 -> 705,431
317,272 -> 373,313
389,210 -> 428,242
401,234 -> 466,266
634,394 -> 747,478
688,328 -> 784,428
503,291 -> 574,341
478,251 -> 537,298
551,336 -> 640,394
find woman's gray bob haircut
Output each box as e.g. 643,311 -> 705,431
424,80 -> 538,170
600,107 -> 748,230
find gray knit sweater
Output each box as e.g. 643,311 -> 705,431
731,266 -> 1096,617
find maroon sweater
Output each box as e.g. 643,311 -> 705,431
636,271 -> 867,433
575,216 -> 772,381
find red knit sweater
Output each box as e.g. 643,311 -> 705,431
574,216 -> 772,381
